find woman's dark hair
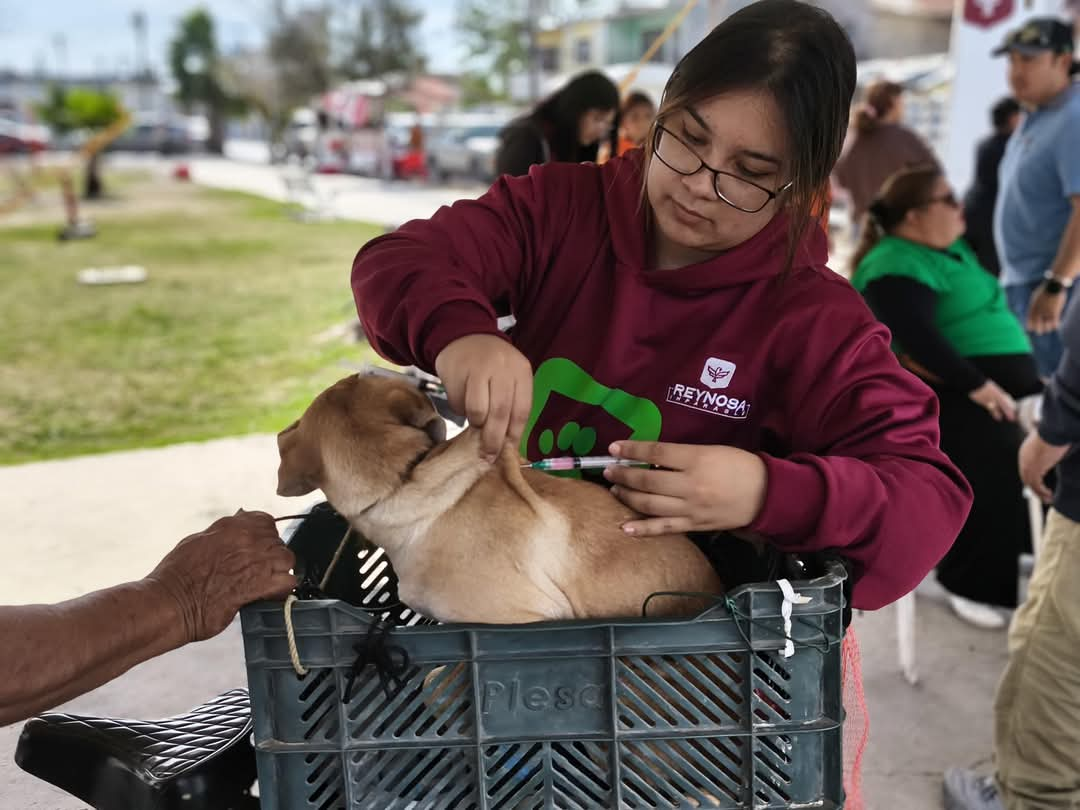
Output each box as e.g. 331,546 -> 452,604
850,164 -> 941,273
991,96 -> 1021,131
644,0 -> 857,273
533,70 -> 620,163
853,80 -> 903,135
621,90 -> 655,117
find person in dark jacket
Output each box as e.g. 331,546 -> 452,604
963,97 -> 1022,277
945,256 -> 1080,810
495,70 -> 619,178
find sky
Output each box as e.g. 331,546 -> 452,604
0,0 -> 467,76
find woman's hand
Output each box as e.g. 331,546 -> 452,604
968,380 -> 1018,422
604,441 -> 768,536
435,334 -> 534,459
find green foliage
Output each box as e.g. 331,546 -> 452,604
341,0 -> 426,79
35,87 -> 124,134
457,0 -> 529,90
169,9 -> 227,110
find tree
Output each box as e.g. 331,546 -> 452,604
458,72 -> 501,107
169,9 -> 233,154
266,2 -> 334,124
457,0 -> 599,100
35,87 -> 124,199
36,86 -> 123,134
456,0 -> 529,99
339,0 -> 426,80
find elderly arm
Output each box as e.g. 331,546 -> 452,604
0,581 -> 186,726
0,510 -> 295,727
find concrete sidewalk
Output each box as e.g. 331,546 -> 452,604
0,434 -> 1001,809
188,155 -> 488,230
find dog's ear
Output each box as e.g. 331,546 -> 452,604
276,420 -> 323,496
389,388 -> 446,444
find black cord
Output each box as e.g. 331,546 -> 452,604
640,590 -> 837,655
342,619 -> 412,704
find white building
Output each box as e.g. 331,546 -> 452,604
0,70 -> 171,123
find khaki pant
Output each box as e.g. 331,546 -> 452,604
995,509 -> 1080,809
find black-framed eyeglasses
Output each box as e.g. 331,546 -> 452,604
652,124 -> 792,214
921,191 -> 959,209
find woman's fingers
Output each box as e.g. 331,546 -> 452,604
508,376 -> 533,451
610,485 -> 685,519
609,440 -> 693,470
481,377 -> 513,459
604,465 -> 686,497
619,515 -> 695,537
999,398 -> 1018,422
463,372 -> 490,430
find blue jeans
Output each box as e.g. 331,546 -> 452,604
1005,281 -> 1072,378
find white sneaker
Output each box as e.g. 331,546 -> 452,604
948,595 -> 1007,630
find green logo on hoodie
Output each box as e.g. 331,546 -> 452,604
519,358 -> 662,474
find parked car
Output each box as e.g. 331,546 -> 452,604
107,121 -> 190,154
427,125 -> 500,181
0,118 -> 50,154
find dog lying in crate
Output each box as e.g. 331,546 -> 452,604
276,373 -> 755,808
275,372 -> 724,623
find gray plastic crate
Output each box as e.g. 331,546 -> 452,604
241,509 -> 846,809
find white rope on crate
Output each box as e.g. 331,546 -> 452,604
776,578 -> 813,659
283,524 -> 354,677
283,595 -> 310,677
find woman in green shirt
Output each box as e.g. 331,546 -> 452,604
851,165 -> 1042,629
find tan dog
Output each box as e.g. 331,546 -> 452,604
276,374 -> 724,623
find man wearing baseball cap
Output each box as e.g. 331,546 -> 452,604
944,19 -> 1080,810
990,18 -> 1080,379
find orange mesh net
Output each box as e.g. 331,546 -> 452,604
842,629 -> 870,810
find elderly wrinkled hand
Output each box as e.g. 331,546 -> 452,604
147,509 -> 297,643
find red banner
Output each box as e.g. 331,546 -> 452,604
964,0 -> 1014,29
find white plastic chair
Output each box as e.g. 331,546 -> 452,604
895,486 -> 1045,686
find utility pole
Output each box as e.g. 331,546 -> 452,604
131,10 -> 149,112
526,0 -> 540,102
132,11 -> 148,76
52,33 -> 67,79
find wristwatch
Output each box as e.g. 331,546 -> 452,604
1043,272 -> 1073,295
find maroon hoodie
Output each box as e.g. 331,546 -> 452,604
352,152 -> 972,610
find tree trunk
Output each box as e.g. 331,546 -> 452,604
84,153 -> 104,200
206,105 -> 226,155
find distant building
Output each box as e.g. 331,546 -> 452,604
0,69 -> 170,123
510,0 -> 953,102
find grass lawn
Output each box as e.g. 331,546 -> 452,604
0,174 -> 386,465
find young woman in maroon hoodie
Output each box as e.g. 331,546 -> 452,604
351,0 -> 973,611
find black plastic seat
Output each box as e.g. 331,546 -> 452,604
15,688 -> 258,810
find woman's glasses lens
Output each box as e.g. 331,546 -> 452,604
654,127 -> 772,213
